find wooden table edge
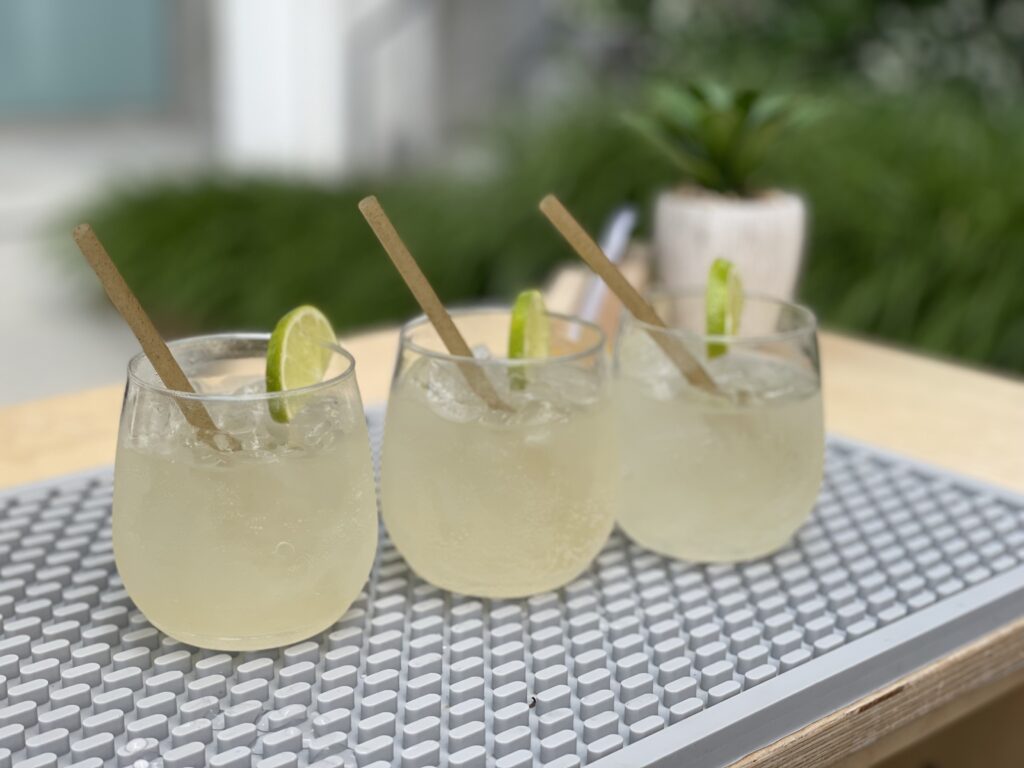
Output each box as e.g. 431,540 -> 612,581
731,614 -> 1024,767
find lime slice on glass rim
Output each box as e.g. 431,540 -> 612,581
705,258 -> 744,359
507,289 -> 550,389
266,305 -> 337,422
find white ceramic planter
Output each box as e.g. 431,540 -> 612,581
654,188 -> 807,300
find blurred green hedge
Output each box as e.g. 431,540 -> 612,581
772,90 -> 1024,373
79,89 -> 1024,373
78,111 -> 671,335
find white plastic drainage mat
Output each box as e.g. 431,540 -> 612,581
0,410 -> 1022,768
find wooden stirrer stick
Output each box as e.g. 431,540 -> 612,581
538,194 -> 719,394
72,224 -> 238,447
358,196 -> 511,411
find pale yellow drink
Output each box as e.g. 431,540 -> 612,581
113,334 -> 378,650
381,310 -> 615,597
614,296 -> 824,562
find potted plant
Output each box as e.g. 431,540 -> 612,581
625,82 -> 805,299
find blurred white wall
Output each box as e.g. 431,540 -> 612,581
211,0 -> 543,177
214,0 -> 450,176
213,0 -> 350,176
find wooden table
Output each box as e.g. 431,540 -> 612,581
2,293 -> 1023,767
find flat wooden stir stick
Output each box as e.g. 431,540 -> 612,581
538,194 -> 719,394
72,224 -> 238,447
358,196 -> 511,411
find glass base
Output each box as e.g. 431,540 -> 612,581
403,559 -> 593,599
145,615 -> 341,652
618,519 -> 803,564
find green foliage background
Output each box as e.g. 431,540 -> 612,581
77,1 -> 1024,373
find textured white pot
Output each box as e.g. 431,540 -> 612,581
654,188 -> 807,299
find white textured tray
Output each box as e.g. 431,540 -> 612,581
0,409 -> 1022,768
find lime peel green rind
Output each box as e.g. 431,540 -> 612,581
705,258 -> 744,359
266,304 -> 337,422
508,289 -> 550,390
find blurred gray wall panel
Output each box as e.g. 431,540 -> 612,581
0,0 -> 169,116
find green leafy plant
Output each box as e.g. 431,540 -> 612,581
623,82 -> 795,196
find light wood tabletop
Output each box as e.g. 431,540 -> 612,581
1,270 -> 1022,768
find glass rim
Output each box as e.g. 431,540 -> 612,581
126,332 -> 357,402
399,305 -> 607,368
631,288 -> 819,344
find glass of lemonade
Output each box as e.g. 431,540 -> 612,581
113,333 -> 378,650
381,308 -> 616,597
615,291 -> 824,562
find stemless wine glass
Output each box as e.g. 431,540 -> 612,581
614,291 -> 824,562
381,308 -> 616,597
112,333 -> 378,650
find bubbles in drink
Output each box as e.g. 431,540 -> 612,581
409,357 -> 488,425
615,329 -> 692,401
706,353 -> 817,405
129,392 -> 179,449
231,380 -> 268,397
405,354 -> 603,431
287,396 -> 349,450
382,353 -> 616,597
614,323 -> 824,562
113,372 -> 378,650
